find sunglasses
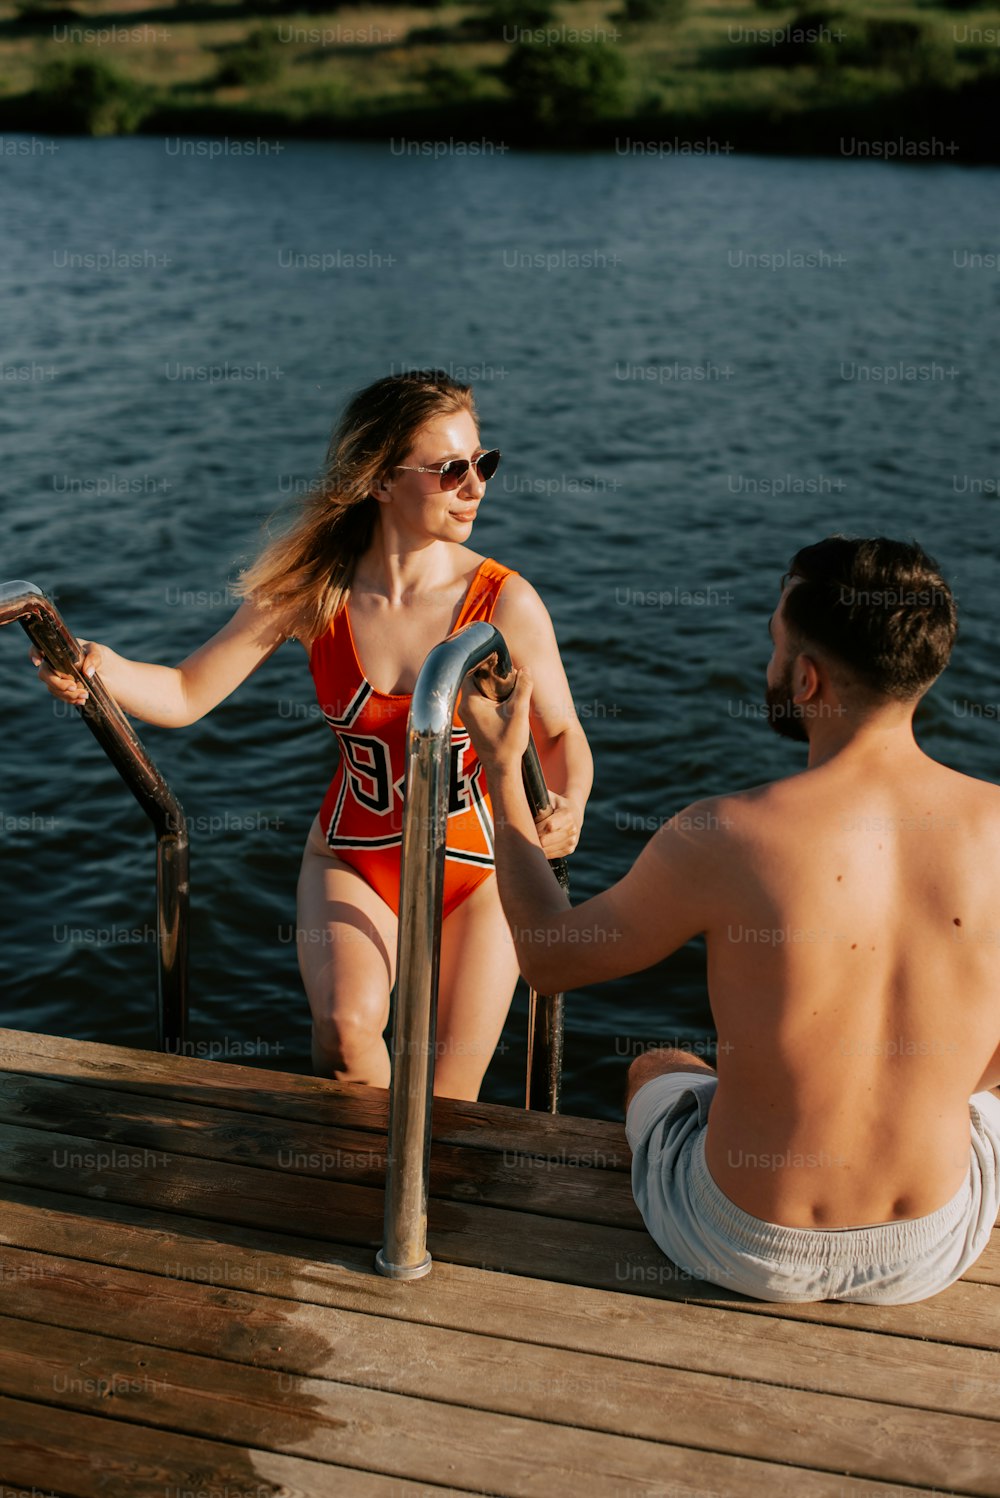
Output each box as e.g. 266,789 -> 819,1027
394,449 -> 501,490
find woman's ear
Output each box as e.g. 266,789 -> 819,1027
370,473 -> 392,504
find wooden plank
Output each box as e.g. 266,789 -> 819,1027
1,1186 -> 997,1414
1,1121 -> 998,1350
3,1025 -> 996,1277
0,1487 -> 66,1498
8,1112 -> 1000,1350
0,1486 -> 64,1498
3,1027 -> 996,1277
0,1393 -> 454,1498
0,1316 -> 942,1498
0,1071 -> 637,1228
3,1246 -> 998,1492
0,1028 -> 630,1166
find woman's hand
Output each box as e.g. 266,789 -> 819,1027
534,790 -> 583,860
28,640 -> 102,707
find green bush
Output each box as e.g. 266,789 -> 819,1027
501,39 -> 628,133
456,1 -> 558,42
852,16 -> 956,83
488,0 -> 558,26
34,55 -> 151,135
620,0 -> 688,20
15,0 -> 82,21
215,28 -> 283,88
771,8 -> 855,65
933,0 -> 995,11
773,9 -> 956,83
421,63 -> 483,103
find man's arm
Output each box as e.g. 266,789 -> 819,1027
461,671 -> 714,994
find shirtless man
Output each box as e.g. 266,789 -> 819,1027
459,535 -> 1000,1304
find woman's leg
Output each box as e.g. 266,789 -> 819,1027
296,818 -> 397,1086
433,875 -> 521,1101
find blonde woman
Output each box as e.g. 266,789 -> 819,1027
31,370 -> 593,1100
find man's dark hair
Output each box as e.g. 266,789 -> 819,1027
781,536 -> 957,701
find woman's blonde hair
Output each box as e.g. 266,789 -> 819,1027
233,369 -> 478,646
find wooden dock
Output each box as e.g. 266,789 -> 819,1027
0,1025 -> 996,1497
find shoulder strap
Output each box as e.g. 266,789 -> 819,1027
455,558 -> 518,629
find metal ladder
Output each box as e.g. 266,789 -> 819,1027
1,581 -> 189,1053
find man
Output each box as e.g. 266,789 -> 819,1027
459,536 -> 1000,1304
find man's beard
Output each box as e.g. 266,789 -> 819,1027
765,658 -> 810,743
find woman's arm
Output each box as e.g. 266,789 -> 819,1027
490,576 -> 594,856
30,597 -> 292,728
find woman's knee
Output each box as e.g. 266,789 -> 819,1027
311,989 -> 389,1067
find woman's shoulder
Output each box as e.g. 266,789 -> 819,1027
232,593 -> 319,660
288,601 -> 342,661
488,571 -> 563,670
491,563 -> 541,605
489,568 -> 547,624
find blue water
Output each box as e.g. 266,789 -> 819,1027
2,140 -> 999,1117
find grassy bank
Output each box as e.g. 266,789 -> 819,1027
0,0 -> 998,157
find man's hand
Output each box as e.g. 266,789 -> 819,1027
458,666 -> 533,774
461,668 -> 581,858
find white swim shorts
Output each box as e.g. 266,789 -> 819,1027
625,1072 -> 1000,1304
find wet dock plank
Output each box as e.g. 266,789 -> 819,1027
0,1027 -> 996,1497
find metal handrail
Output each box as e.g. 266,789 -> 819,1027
476,657 -> 570,1114
0,580 -> 189,1052
375,620 -> 568,1280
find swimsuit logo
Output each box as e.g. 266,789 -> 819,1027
338,728 -> 480,820
448,730 -> 481,815
340,733 -> 393,815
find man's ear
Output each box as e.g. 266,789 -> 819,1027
793,653 -> 823,703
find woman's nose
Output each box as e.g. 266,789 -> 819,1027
459,467 -> 486,500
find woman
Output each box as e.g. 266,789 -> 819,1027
31,370 -> 593,1100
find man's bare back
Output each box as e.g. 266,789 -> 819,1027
460,536 -> 1000,1267
695,744 -> 1000,1226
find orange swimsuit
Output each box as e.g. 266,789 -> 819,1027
308,558 -> 517,918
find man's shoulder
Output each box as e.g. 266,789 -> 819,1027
701,758 -> 1000,840
938,760 -> 1000,800
669,778 -> 802,838
649,785 -> 779,863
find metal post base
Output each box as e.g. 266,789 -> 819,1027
374,1249 -> 432,1280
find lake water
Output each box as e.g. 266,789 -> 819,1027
2,139 -> 999,1118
